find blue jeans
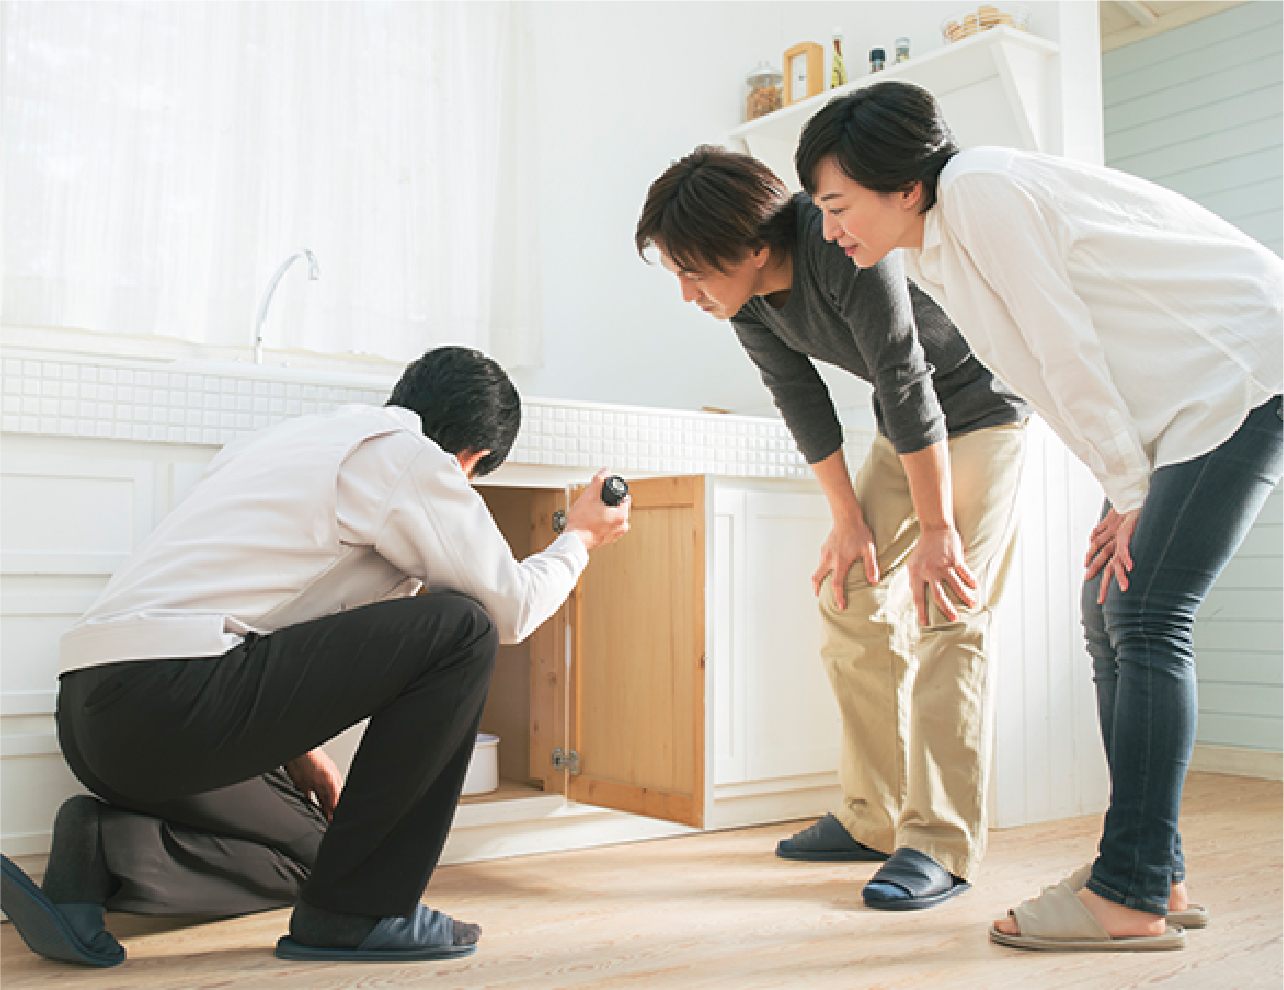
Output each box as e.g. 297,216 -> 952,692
1082,395 -> 1283,916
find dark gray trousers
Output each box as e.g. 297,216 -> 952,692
56,592 -> 498,919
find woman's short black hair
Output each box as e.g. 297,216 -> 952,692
635,145 -> 795,273
795,81 -> 958,213
387,346 -> 520,478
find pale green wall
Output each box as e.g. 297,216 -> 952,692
1104,1 -> 1283,754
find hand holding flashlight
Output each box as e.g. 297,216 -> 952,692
554,470 -> 630,550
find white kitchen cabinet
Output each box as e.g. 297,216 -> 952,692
0,348 -> 841,869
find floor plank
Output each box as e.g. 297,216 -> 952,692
2,772 -> 1280,989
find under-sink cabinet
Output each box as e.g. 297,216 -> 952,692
465,476 -> 842,833
323,473 -> 846,864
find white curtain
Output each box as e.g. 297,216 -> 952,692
1,1 -> 542,368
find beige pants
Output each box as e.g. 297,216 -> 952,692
819,422 -> 1026,881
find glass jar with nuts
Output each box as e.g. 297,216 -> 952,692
746,61 -> 783,121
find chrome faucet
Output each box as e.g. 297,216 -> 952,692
253,249 -> 320,364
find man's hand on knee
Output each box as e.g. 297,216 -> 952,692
813,515 -> 880,611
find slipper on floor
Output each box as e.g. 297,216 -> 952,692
775,814 -> 888,863
990,879 -> 1186,952
0,854 -> 124,967
275,904 -> 477,962
862,847 -> 969,911
1064,863 -> 1209,930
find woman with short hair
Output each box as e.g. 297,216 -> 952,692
795,79 -> 1282,952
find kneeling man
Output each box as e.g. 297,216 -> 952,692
1,346 -> 629,966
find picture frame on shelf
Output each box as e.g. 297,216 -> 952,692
783,42 -> 824,106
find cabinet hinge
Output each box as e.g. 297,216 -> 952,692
551,747 -> 581,774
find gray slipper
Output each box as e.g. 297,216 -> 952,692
862,847 -> 969,910
1,854 -> 124,967
775,814 -> 888,862
275,904 -> 477,962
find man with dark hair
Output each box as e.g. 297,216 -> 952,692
1,346 -> 630,966
637,147 -> 1028,911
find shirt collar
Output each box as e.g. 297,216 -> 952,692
915,205 -> 944,284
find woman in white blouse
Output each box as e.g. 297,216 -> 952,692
794,80 -> 1282,952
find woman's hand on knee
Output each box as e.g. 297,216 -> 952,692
1088,508 -> 1139,604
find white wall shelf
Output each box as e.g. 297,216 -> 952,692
729,26 -> 1061,189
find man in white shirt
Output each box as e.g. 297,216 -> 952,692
0,347 -> 630,967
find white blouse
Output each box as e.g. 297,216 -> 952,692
903,146 -> 1282,513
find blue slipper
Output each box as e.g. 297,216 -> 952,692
862,847 -> 970,911
0,854 -> 124,967
275,904 -> 477,962
775,814 -> 889,863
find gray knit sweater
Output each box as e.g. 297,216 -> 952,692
732,194 -> 1028,462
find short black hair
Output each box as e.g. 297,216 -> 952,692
635,145 -> 795,273
795,81 -> 958,213
387,346 -> 520,477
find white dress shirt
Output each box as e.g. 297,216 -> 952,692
61,405 -> 588,671
903,146 -> 1283,512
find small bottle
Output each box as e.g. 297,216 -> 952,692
831,29 -> 848,88
895,37 -> 911,63
869,48 -> 885,73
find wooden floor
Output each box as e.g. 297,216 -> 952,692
3,772 -> 1280,990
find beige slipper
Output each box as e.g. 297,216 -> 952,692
990,879 -> 1186,952
1065,863 -> 1209,930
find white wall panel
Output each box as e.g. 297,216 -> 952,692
990,419 -> 1109,828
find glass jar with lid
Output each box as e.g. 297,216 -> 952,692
746,61 -> 783,121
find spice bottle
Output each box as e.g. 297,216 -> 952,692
895,37 -> 911,63
831,29 -> 848,88
869,48 -> 885,73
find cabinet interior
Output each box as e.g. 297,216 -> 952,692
465,484 -> 558,804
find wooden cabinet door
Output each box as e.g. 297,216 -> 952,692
565,475 -> 706,828
528,489 -> 569,792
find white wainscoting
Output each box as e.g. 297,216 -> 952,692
989,418 -> 1110,830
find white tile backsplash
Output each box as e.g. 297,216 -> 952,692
1,352 -> 810,479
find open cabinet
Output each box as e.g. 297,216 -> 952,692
477,477 -> 707,828
324,471 -> 840,862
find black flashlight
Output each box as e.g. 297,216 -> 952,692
552,475 -> 629,534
